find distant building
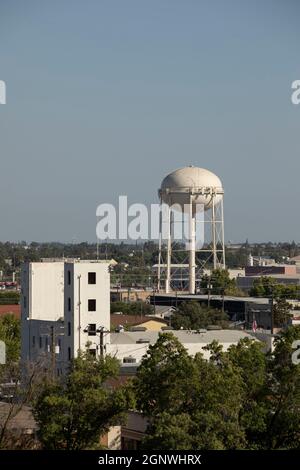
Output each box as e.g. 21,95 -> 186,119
110,314 -> 168,331
245,265 -> 297,276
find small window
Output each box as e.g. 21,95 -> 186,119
88,324 -> 96,336
68,347 -> 71,361
23,296 -> 27,308
67,270 -> 71,285
68,297 -> 71,312
88,272 -> 96,284
88,299 -> 96,311
89,349 -> 96,357
45,337 -> 48,351
68,322 -> 71,336
32,336 -> 35,347
39,337 -> 42,348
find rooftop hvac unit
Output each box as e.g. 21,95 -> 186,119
123,356 -> 137,364
136,338 -> 150,344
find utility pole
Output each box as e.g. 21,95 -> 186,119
270,293 -> 274,335
99,327 -> 104,358
207,276 -> 211,308
50,326 -> 55,380
222,288 -> 225,314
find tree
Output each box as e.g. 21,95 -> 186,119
249,277 -> 299,300
201,269 -> 243,296
0,360 -> 46,449
0,314 -> 20,363
33,352 -> 133,450
273,298 -> 292,328
134,333 -> 246,450
171,301 -> 229,330
264,326 -> 300,449
111,301 -> 154,316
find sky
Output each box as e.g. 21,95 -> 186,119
0,0 -> 300,243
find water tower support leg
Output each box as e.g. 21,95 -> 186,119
165,204 -> 171,294
189,195 -> 196,294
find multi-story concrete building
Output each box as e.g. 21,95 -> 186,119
21,259 -> 110,375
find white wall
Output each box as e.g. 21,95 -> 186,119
21,260 -> 110,372
106,340 -> 241,364
63,261 -> 110,362
21,262 -> 64,321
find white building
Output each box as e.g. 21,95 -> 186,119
106,329 -> 256,365
21,259 -> 110,375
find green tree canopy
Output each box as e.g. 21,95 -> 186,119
171,301 -> 229,330
134,328 -> 300,450
0,314 -> 20,363
34,352 -> 134,450
201,269 -> 244,296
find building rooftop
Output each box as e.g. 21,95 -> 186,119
109,329 -> 254,345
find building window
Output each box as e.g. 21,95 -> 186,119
67,270 -> 71,285
88,324 -> 96,336
23,296 -> 27,308
68,347 -> 71,361
32,336 -> 35,347
39,337 -> 42,348
45,337 -> 48,351
68,297 -> 71,312
88,299 -> 96,311
89,349 -> 96,357
68,322 -> 71,336
88,272 -> 96,284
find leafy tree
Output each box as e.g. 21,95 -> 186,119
249,277 -> 299,300
201,269 -> 243,296
262,326 -> 300,449
134,329 -> 300,450
111,301 -> 154,316
0,314 -> 20,363
34,352 -> 134,450
171,301 -> 229,330
273,298 -> 292,328
134,333 -> 245,450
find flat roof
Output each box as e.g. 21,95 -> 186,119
151,293 -> 271,304
110,329 -> 255,345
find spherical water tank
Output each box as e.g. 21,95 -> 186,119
159,166 -> 223,211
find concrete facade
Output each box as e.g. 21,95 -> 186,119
21,260 -> 110,374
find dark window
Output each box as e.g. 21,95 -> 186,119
45,337 -> 48,351
88,272 -> 96,284
68,347 -> 71,361
32,336 -> 35,347
23,296 -> 27,308
68,322 -> 71,336
68,297 -> 71,311
89,349 -> 96,357
88,324 -> 96,336
88,299 -> 96,311
67,270 -> 71,285
39,337 -> 42,348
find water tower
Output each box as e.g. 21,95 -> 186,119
157,166 -> 225,294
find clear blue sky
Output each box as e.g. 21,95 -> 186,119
0,0 -> 299,243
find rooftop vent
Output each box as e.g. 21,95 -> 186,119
136,338 -> 150,344
123,356 -> 137,364
130,326 -> 147,332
